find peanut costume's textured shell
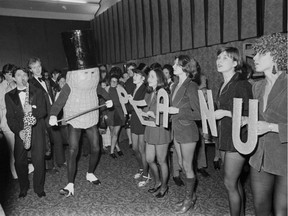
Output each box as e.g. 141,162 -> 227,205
64,68 -> 99,129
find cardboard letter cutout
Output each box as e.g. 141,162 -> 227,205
232,98 -> 258,155
156,89 -> 170,128
198,90 -> 217,136
128,97 -> 156,127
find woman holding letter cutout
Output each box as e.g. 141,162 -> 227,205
170,55 -> 201,214
214,47 -> 253,216
248,33 -> 287,216
142,68 -> 171,198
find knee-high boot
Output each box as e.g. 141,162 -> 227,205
175,177 -> 197,214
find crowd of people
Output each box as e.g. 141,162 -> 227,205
0,32 -> 286,215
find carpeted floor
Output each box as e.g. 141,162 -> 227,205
0,133 -> 255,216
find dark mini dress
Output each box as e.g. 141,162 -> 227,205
216,73 -> 253,152
144,90 -> 171,145
106,87 -> 125,126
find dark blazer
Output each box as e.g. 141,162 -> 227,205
170,77 -> 201,143
144,90 -> 171,145
216,73 -> 253,152
249,72 -> 287,176
5,84 -> 47,136
5,84 -> 47,193
30,76 -> 53,116
130,83 -> 147,134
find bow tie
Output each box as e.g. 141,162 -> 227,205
17,89 -> 26,94
38,77 -> 43,82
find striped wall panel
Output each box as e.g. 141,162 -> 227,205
117,2 -> 126,62
159,0 -> 170,54
136,0 -> 145,58
143,0 -> 152,57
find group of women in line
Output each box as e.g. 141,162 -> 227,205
1,32 -> 286,216
101,32 -> 287,216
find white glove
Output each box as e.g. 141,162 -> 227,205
49,116 -> 58,126
105,100 -> 113,108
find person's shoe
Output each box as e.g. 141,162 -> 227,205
36,191 -> 46,198
134,169 -> 143,179
173,176 -> 184,186
129,144 -> 132,149
197,168 -> 210,177
18,191 -> 27,198
117,150 -> 124,156
60,183 -> 74,197
138,174 -> 151,187
148,183 -> 162,193
213,159 -> 221,170
86,173 -> 101,185
110,153 -> 117,159
155,187 -> 169,198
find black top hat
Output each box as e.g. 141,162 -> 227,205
62,30 -> 97,71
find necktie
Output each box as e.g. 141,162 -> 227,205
38,77 -> 43,82
17,89 -> 26,94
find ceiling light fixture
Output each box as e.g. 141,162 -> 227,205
56,0 -> 88,4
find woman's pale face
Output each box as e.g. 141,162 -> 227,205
58,77 -> 66,89
163,68 -> 171,80
133,73 -> 144,85
173,58 -> 184,76
147,70 -> 157,88
110,78 -> 118,88
4,72 -> 13,83
253,52 -> 274,73
216,51 -> 237,73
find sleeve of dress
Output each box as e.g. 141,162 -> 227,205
278,123 -> 288,143
50,84 -> 70,117
187,82 -> 201,120
97,85 -> 111,100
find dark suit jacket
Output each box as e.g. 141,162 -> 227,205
5,84 -> 47,141
170,77 -> 201,143
249,72 -> 287,176
30,77 -> 54,114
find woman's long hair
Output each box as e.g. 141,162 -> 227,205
147,68 -> 170,94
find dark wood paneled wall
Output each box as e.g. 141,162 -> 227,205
93,0 -> 286,64
0,16 -> 90,71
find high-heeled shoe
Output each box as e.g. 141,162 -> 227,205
155,187 -> 169,198
110,153 -> 117,159
59,183 -> 74,197
148,183 -> 162,193
117,150 -> 124,156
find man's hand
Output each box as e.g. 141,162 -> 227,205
105,100 -> 113,108
49,116 -> 58,126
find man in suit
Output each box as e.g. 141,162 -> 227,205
28,57 -> 65,171
5,67 -> 46,198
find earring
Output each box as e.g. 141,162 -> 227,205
272,65 -> 277,75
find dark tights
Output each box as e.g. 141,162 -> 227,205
67,124 -> 100,183
250,167 -> 287,216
